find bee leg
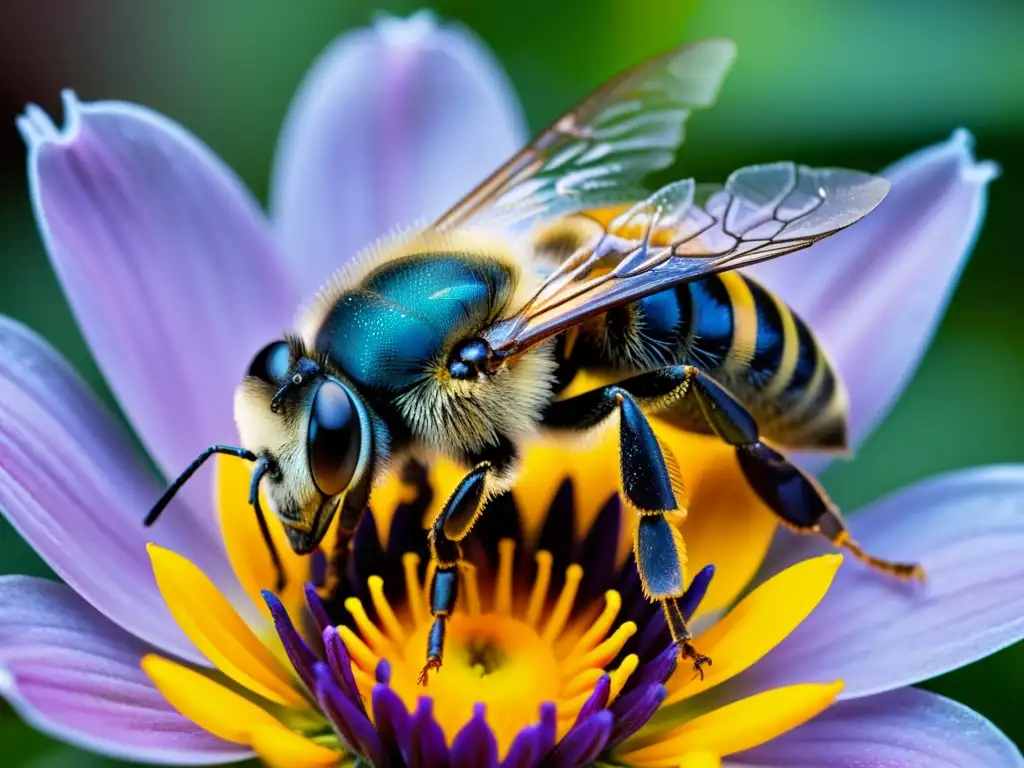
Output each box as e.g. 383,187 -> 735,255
679,366 -> 922,581
547,365 -> 923,581
543,387 -> 711,677
419,462 -> 491,686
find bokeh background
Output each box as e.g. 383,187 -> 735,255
0,0 -> 1021,764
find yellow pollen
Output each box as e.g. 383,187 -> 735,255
344,540 -> 639,758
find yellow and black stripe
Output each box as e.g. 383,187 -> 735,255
566,271 -> 848,451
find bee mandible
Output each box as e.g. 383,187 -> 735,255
145,39 -> 923,685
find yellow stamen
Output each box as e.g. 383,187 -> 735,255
147,545 -> 304,707
663,554 -> 842,705
562,668 -> 605,698
568,590 -> 621,657
617,681 -> 844,765
142,655 -> 337,768
345,597 -> 395,657
494,539 -> 516,616
541,564 -> 584,643
561,621 -> 636,679
368,575 -> 407,644
524,551 -> 554,628
402,552 -> 426,625
607,653 -> 638,702
461,562 -> 483,617
337,625 -> 379,672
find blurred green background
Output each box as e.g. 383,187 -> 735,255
0,0 -> 1022,764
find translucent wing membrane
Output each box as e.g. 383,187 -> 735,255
433,39 -> 737,231
484,163 -> 890,354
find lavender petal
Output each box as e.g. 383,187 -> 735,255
0,576 -> 247,764
270,11 -> 528,295
450,703 -> 499,768
371,682 -> 411,761
606,683 -> 667,750
631,644 -> 679,692
322,627 -> 363,711
740,466 -> 1024,700
682,564 -> 716,620
748,130 -> 998,454
734,687 -> 1023,767
304,583 -> 333,638
500,726 -> 540,768
571,674 -> 611,730
546,709 -> 613,768
262,590 -> 317,695
21,94 -> 297,516
0,317 -> 230,662
314,662 -> 382,763
405,696 -> 450,768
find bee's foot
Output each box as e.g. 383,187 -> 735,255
417,657 -> 442,687
681,642 -> 712,681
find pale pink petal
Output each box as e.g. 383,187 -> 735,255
748,130 -> 998,453
270,11 -> 528,296
0,576 -> 248,765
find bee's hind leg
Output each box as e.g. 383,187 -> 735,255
543,386 -> 711,678
418,462 -> 493,686
545,365 -> 923,582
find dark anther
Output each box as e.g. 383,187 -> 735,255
447,337 -> 493,380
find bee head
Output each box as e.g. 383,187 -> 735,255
234,339 -> 374,554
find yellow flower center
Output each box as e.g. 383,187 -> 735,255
340,542 -> 638,757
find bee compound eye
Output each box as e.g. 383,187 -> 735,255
248,340 -> 291,386
308,379 -> 362,496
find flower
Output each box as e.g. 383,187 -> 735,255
0,9 -> 1018,768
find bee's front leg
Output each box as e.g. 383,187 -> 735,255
419,462 -> 492,686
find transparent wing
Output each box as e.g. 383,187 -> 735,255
483,162 -> 890,355
433,39 -> 736,231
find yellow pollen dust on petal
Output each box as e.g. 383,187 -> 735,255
147,544 -> 305,707
616,681 -> 843,765
215,455 -> 307,622
348,539 -> 640,758
142,654 -> 338,768
663,554 -> 842,705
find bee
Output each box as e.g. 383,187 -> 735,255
145,38 -> 923,684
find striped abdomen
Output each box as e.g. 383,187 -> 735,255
567,272 -> 847,450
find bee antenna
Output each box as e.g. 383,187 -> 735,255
144,445 -> 257,526
250,454 -> 287,592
